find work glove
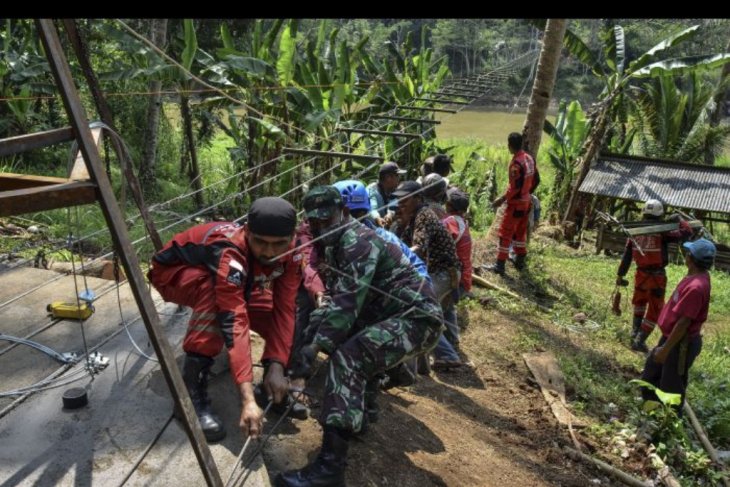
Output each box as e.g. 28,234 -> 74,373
615,276 -> 628,287
290,344 -> 318,380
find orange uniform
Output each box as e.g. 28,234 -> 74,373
496,150 -> 536,261
618,220 -> 692,335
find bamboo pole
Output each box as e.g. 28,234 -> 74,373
472,274 -> 550,313
684,401 -> 730,487
564,447 -> 651,487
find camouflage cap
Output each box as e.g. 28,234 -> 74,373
303,185 -> 343,219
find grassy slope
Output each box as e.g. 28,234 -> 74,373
438,108 -> 730,482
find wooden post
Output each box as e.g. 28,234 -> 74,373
37,19 -> 223,487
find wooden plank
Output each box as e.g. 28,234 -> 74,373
372,115 -> 441,124
413,97 -> 471,105
37,19 -> 222,487
68,127 -> 101,180
523,352 -> 585,427
336,127 -> 423,139
0,126 -> 74,158
283,147 -> 381,161
396,105 -> 458,114
624,223 -> 679,236
0,172 -> 71,190
435,91 -> 480,99
0,180 -> 97,217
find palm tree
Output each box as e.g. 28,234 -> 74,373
562,22 -> 730,223
522,19 -> 567,158
631,72 -> 730,163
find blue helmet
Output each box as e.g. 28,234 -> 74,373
333,179 -> 371,212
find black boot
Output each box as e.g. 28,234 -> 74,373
381,362 -> 416,390
179,353 -> 226,442
630,316 -> 643,340
364,379 -> 380,424
631,329 -> 650,353
276,426 -> 349,487
510,254 -> 526,270
484,260 -> 506,276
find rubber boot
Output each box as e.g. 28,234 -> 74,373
510,254 -> 526,271
631,329 -> 650,353
179,353 -> 226,442
275,426 -> 349,487
364,379 -> 380,424
484,259 -> 506,276
381,362 -> 416,390
631,315 -> 643,341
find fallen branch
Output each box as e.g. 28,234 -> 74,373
564,446 -> 651,487
684,401 -> 730,487
472,274 -> 550,313
648,452 -> 682,487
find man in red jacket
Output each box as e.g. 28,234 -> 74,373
485,132 -> 537,275
148,197 -> 300,442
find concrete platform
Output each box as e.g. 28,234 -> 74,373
0,266 -> 270,487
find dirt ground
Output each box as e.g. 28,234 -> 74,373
261,296 -> 610,486
258,212 -> 613,486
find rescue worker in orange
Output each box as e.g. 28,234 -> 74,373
148,197 -> 300,442
617,199 -> 692,352
485,132 -> 538,275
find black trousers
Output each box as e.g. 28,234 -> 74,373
641,334 -> 702,412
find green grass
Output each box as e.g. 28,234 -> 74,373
435,108 -> 533,144
528,239 -> 730,450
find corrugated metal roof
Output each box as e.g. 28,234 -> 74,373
579,154 -> 730,214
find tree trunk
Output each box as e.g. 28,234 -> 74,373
61,19 -> 163,251
522,19 -> 567,159
704,37 -> 730,165
139,18 -> 168,195
562,100 -> 613,223
180,93 -> 203,209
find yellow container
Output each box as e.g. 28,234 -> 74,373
46,301 -> 95,320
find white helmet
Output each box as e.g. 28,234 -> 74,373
643,199 -> 664,217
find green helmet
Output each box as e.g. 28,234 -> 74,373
303,185 -> 343,219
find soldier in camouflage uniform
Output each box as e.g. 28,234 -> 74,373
277,186 -> 443,487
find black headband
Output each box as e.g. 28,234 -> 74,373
247,197 -> 296,237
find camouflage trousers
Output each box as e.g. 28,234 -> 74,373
320,311 -> 441,432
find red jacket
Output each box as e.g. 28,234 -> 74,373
443,214 -> 473,291
503,150 -> 536,209
150,222 -> 299,384
295,222 -> 325,299
618,219 -> 692,274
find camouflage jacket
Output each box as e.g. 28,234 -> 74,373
311,220 -> 441,354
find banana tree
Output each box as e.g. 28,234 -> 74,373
562,22 -> 730,222
357,25 -> 450,170
542,99 -> 590,215
0,19 -> 55,139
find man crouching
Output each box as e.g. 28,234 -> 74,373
277,186 -> 443,487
